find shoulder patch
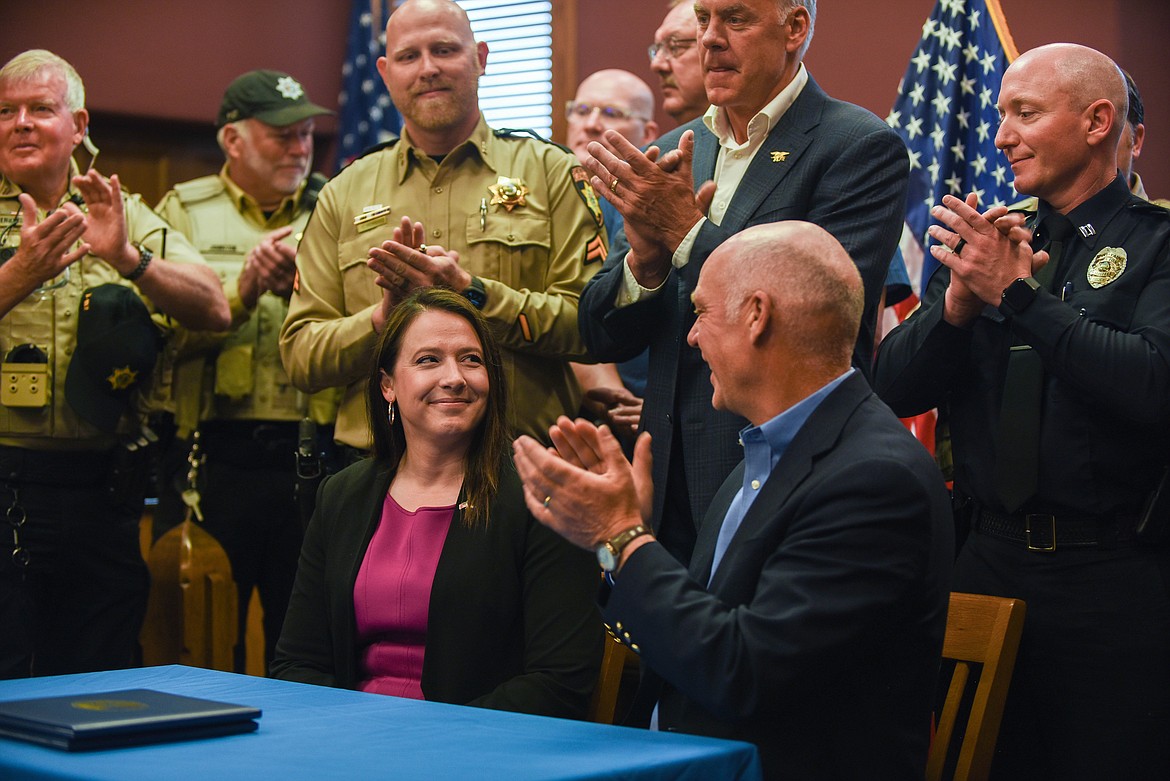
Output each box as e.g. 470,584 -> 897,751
172,175 -> 225,205
584,233 -> 608,266
570,166 -> 604,229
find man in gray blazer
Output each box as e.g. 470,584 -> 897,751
577,0 -> 908,564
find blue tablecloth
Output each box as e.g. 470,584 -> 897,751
0,665 -> 762,781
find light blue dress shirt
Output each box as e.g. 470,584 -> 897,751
650,368 -> 854,730
707,369 -> 855,586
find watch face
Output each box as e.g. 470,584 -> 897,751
1001,276 -> 1039,315
596,543 -> 617,572
463,286 -> 486,309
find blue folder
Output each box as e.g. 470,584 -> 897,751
0,688 -> 260,751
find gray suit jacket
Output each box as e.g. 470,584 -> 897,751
579,76 -> 909,538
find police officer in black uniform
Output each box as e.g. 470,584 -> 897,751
876,43 -> 1170,780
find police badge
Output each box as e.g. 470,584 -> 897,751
488,176 -> 529,212
1086,247 -> 1126,288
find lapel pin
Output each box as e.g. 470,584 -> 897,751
770,151 -> 790,162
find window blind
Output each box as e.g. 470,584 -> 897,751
459,0 -> 554,139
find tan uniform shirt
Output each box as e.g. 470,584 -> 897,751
0,167 -> 206,450
155,167 -> 329,435
280,116 -> 606,448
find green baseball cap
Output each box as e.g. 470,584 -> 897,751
65,284 -> 161,433
216,70 -> 333,129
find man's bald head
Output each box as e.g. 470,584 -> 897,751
688,221 -> 860,421
386,0 -> 475,45
577,70 -> 656,121
719,222 -> 861,369
378,0 -> 487,155
1012,43 -> 1127,148
566,69 -> 659,163
995,44 -> 1127,210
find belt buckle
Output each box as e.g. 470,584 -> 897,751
1025,513 -> 1057,552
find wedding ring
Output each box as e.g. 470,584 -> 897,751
418,243 -> 428,253
952,238 -> 966,256
610,178 -> 619,193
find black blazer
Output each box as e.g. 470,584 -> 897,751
579,76 -> 909,543
271,458 -> 604,720
604,374 -> 953,780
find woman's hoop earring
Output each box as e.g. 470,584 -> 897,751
389,401 -> 396,426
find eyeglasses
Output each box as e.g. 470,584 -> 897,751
564,101 -> 648,124
647,37 -> 697,62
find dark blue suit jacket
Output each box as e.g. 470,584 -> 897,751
603,373 -> 953,780
579,76 -> 909,538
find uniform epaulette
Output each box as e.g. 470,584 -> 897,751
1007,196 -> 1038,215
492,127 -> 572,155
171,175 -> 226,206
301,172 -> 329,213
345,136 -> 400,168
1129,198 -> 1170,220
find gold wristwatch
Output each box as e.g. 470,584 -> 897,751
596,524 -> 652,572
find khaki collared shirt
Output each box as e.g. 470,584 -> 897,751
280,116 -> 606,447
0,163 -> 206,449
155,167 -> 325,432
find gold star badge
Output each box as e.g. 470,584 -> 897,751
106,365 -> 139,391
488,176 -> 529,212
770,151 -> 790,162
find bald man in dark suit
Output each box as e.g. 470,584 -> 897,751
517,222 -> 951,781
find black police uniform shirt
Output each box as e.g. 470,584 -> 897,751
875,173 -> 1170,517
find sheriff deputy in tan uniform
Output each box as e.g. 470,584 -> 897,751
279,0 -> 607,451
152,70 -> 334,673
0,49 -> 229,679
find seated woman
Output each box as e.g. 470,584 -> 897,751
271,288 -> 603,719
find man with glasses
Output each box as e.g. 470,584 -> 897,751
0,49 -> 229,679
649,1 -> 708,127
579,0 -> 908,565
564,70 -> 659,443
566,70 -> 659,239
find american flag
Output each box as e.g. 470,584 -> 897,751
886,0 -> 1020,300
883,0 -> 1020,456
338,0 -> 402,170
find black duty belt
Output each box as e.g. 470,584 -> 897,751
198,421 -> 299,467
973,506 -> 1139,552
200,420 -> 300,442
0,444 -> 116,487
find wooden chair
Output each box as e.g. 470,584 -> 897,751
927,592 -> 1027,781
140,520 -> 238,672
588,628 -> 639,724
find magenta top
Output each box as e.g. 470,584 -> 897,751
354,493 -> 455,699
